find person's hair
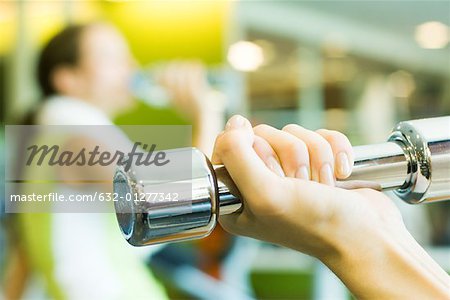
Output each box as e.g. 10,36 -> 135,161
37,24 -> 87,97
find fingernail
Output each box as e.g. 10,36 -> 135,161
336,152 -> 351,178
225,115 -> 245,130
295,165 -> 310,180
320,163 -> 335,186
267,156 -> 285,177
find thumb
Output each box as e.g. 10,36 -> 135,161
212,115 -> 280,199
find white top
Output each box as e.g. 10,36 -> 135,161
37,95 -> 114,126
34,95 -> 167,300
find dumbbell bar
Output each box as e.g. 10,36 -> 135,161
113,116 -> 450,246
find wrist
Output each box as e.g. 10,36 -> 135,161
319,221 -> 450,299
195,90 -> 226,119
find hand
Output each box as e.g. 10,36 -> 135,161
157,61 -> 222,122
212,115 -> 450,299
157,60 -> 226,156
212,115 -> 400,255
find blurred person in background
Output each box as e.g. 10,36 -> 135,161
6,22 -> 226,299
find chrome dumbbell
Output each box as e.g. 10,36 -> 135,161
114,116 -> 450,246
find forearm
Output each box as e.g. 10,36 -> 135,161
192,92 -> 225,157
193,113 -> 222,157
322,224 -> 450,299
210,115 -> 449,298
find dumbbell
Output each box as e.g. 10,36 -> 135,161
113,116 -> 450,246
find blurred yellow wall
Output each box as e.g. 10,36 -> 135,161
0,0 -> 231,64
102,0 -> 230,64
0,2 -> 16,55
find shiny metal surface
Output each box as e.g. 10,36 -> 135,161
114,148 -> 218,246
214,165 -> 242,215
346,142 -> 407,190
114,116 -> 450,246
388,116 -> 450,203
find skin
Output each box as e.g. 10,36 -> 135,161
157,60 -> 225,156
212,115 -> 450,299
49,23 -> 225,185
9,22 -> 225,299
45,23 -> 449,298
51,23 -> 136,116
51,23 -> 223,156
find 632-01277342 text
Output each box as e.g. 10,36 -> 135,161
9,192 -> 180,203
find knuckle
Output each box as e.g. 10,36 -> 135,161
282,124 -> 301,132
253,124 -> 272,133
318,129 -> 350,146
315,128 -> 330,135
330,130 -> 349,144
286,139 -> 308,157
309,133 -> 332,154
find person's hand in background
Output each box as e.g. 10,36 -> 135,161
157,61 -> 226,156
212,115 -> 450,299
157,61 -> 209,121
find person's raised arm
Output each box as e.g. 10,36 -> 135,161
158,61 -> 225,157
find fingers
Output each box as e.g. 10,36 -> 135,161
212,115 -> 281,198
157,61 -> 207,99
254,124 -> 310,180
253,123 -> 354,184
253,135 -> 285,177
214,116 -> 353,191
161,62 -> 188,101
282,124 -> 335,185
316,129 -> 354,179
